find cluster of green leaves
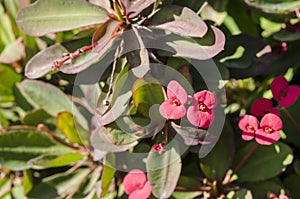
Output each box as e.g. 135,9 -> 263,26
0,0 -> 300,198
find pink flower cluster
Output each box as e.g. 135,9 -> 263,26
159,80 -> 218,128
123,170 -> 152,199
239,76 -> 299,145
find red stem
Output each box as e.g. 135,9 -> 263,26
52,45 -> 93,70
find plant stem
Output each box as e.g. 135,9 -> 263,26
175,186 -> 211,192
52,45 -> 93,70
162,121 -> 169,144
281,108 -> 300,133
233,143 -> 259,174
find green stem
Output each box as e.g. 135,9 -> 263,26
281,108 -> 300,133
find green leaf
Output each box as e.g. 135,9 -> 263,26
234,142 -> 293,182
274,29 -> 300,42
216,34 -> 272,78
200,121 -> 235,181
0,131 -> 73,171
11,185 -> 25,199
101,153 -> 116,197
281,99 -> 300,148
243,0 -> 300,14
61,20 -> 121,74
244,181 -> 284,199
171,122 -> 208,146
22,109 -> 52,126
0,64 -> 22,103
147,147 -> 182,198
0,4 -> 15,45
91,116 -> 145,152
0,111 -> 9,129
143,25 -> 225,60
16,0 -> 108,36
124,27 -> 150,78
0,177 -> 11,198
284,174 -> 300,198
147,5 -> 208,38
28,168 -> 90,199
56,112 -> 87,145
73,167 -> 101,198
123,0 -> 156,18
172,176 -> 202,199
0,38 -> 25,64
22,170 -> 33,195
132,76 -> 165,117
29,153 -> 84,169
25,44 -> 69,79
15,80 -> 88,130
227,189 -> 253,199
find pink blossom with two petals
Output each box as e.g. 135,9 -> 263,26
238,113 -> 283,145
251,98 -> 280,117
271,76 -> 299,107
123,170 -> 152,199
238,115 -> 258,141
159,80 -> 188,120
187,90 -> 218,128
255,113 -> 283,145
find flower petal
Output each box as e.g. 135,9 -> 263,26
280,85 -> 300,107
255,129 -> 281,145
260,113 -> 283,131
250,98 -> 273,116
129,181 -> 152,199
268,108 -> 281,117
242,131 -> 255,141
159,100 -> 186,119
270,76 -> 288,101
187,106 -> 214,128
167,80 -> 188,104
123,170 -> 147,195
279,194 -> 289,199
238,115 -> 259,132
193,90 -> 218,109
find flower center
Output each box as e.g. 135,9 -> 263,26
264,126 -> 274,134
172,98 -> 181,106
197,103 -> 207,111
246,125 -> 255,132
280,90 -> 288,100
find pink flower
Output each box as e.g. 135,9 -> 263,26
255,113 -> 283,145
238,115 -> 258,141
279,194 -> 289,199
152,143 -> 164,154
123,169 -> 152,199
187,90 -> 218,128
159,80 -> 188,120
267,192 -> 289,199
270,76 -> 300,107
251,98 -> 280,117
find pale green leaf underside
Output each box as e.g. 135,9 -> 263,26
16,0 -> 108,36
244,0 -> 300,14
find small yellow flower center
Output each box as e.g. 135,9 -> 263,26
246,125 -> 255,132
198,103 -> 207,111
172,98 -> 181,106
264,126 -> 274,134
